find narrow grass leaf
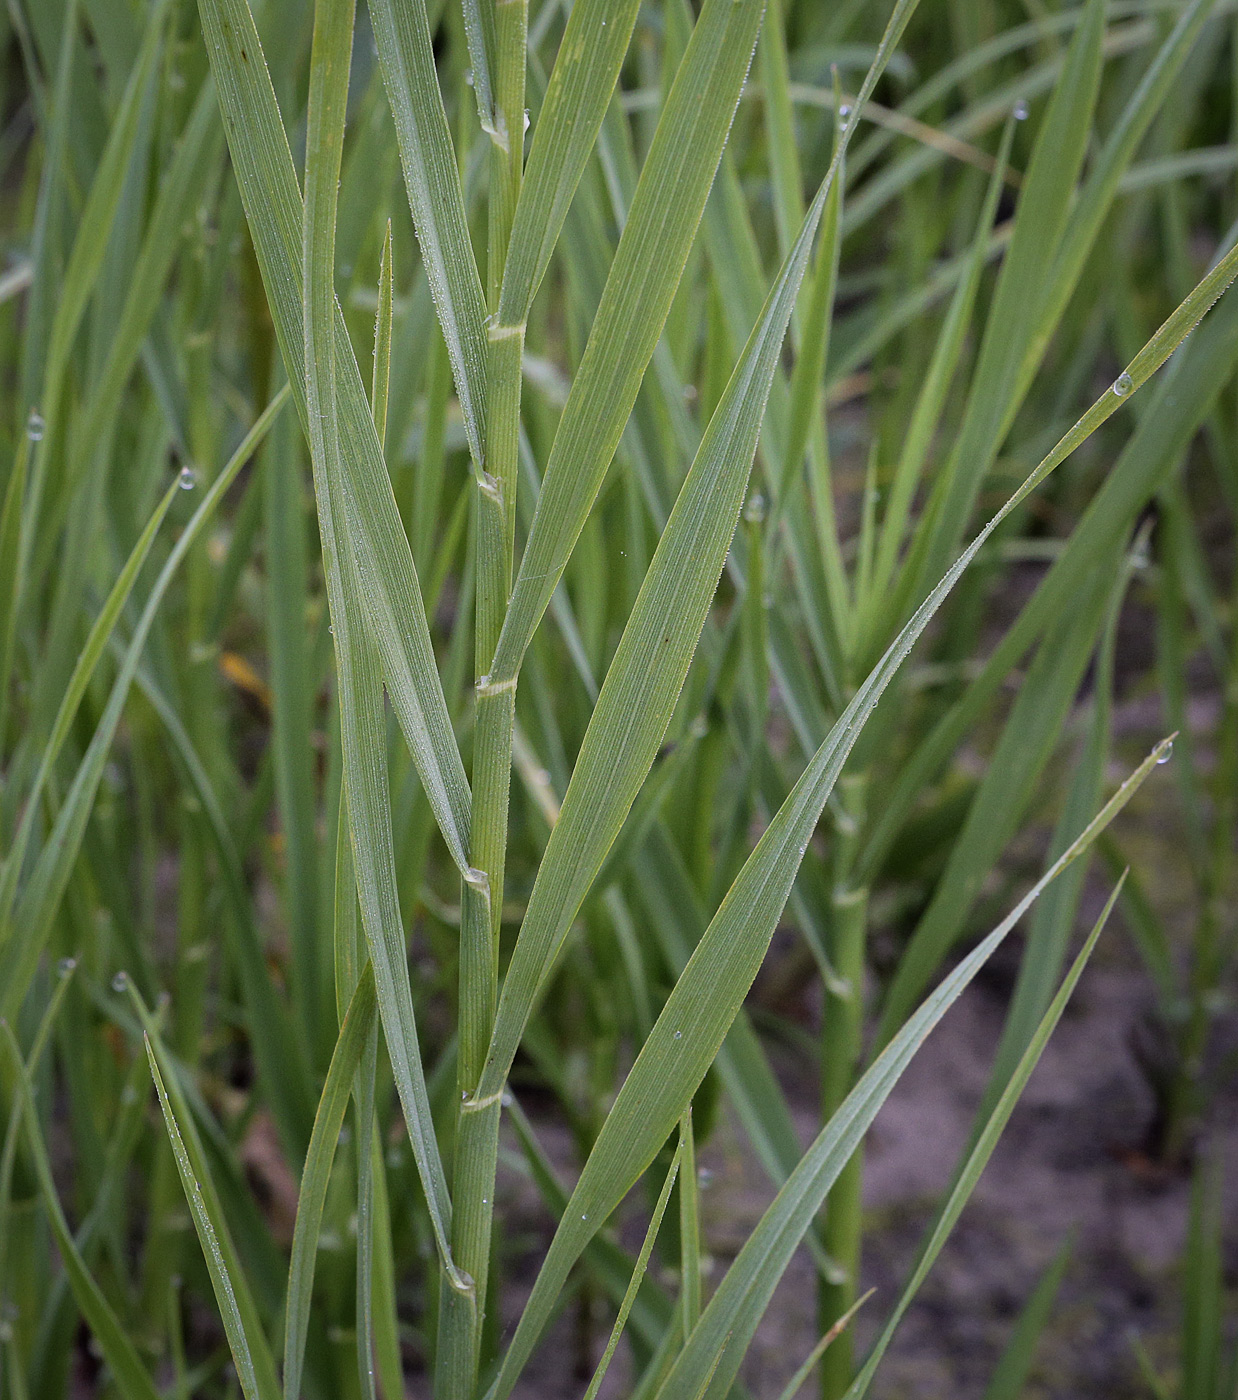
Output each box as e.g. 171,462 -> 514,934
878,579 -> 1112,1040
859,233 -> 1238,889
130,656 -> 316,1160
369,0 -> 488,464
146,1040 -> 272,1400
373,219 -> 394,450
844,880 -> 1125,1400
655,825 -> 1144,1400
283,965 -> 377,1400
0,478 -> 178,928
581,1133 -> 681,1400
1019,0 -> 1220,400
774,1294 -> 876,1400
499,0 -> 643,325
978,1239 -> 1073,1400
0,391 -> 289,1022
1,1023 -> 162,1400
19,4 -> 166,553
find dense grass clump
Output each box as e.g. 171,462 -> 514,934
0,0 -> 1235,1397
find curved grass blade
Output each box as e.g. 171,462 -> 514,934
372,219 -> 393,451
859,232 -> 1238,889
653,834 -> 1143,1400
134,989 -> 282,1399
485,226 -> 1238,1393
843,887 -> 1125,1400
146,1040 -> 273,1400
2,5 -> 166,725
283,965 -> 377,1400
1018,0 -> 1220,403
0,960 -> 77,1335
774,1294 -> 876,1400
0,390 -> 290,1022
0,477 -> 179,929
877,578 -> 1112,1041
978,1239 -> 1072,1400
1,1019 -> 163,1400
581,1129 -> 682,1400
478,0 -> 924,1101
369,0 -> 488,465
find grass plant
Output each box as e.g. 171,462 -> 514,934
0,1 -> 1235,1398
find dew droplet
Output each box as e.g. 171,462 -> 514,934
111,971 -> 128,992
1157,740 -> 1174,764
581,1213 -> 588,1221
673,1029 -> 682,1040
57,956 -> 77,977
838,103 -> 852,120
178,465 -> 197,490
26,408 -> 44,441
1013,99 -> 1029,121
1112,372 -> 1133,397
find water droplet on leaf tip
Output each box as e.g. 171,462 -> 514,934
57,957 -> 76,976
1157,740 -> 1173,764
26,409 -> 44,440
111,971 -> 128,992
1112,373 -> 1133,397
1013,100 -> 1029,120
178,465 -> 197,490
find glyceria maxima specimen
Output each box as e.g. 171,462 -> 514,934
3,2 -> 1235,1398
